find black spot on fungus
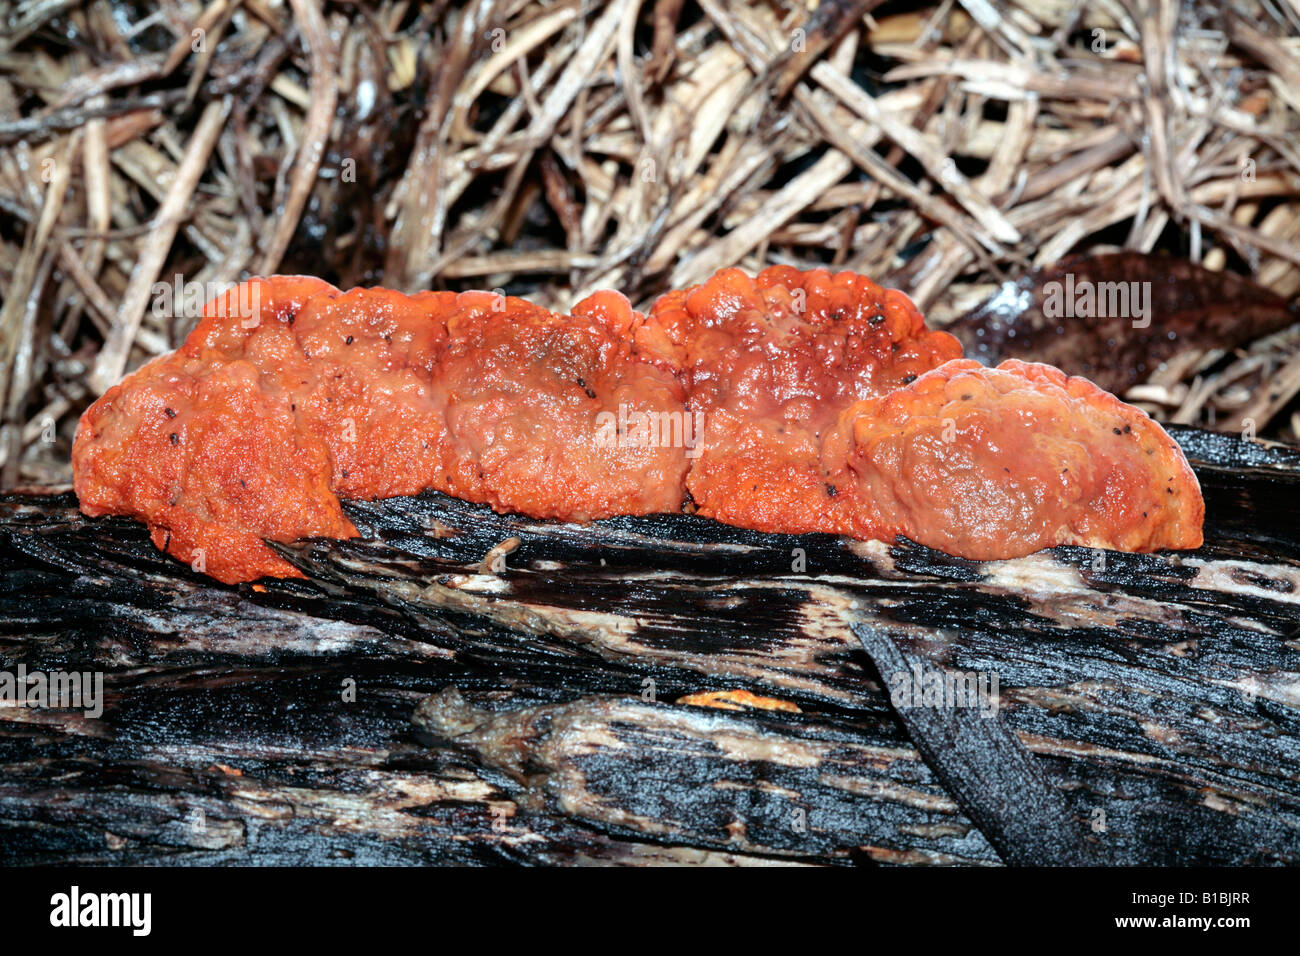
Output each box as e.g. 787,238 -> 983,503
164,407 -> 176,418
169,433 -> 179,445
902,374 -> 917,384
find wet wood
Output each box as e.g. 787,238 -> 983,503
1,427 -> 1298,865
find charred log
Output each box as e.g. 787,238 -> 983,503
1,427 -> 1298,865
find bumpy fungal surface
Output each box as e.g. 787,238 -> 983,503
822,359 -> 1204,558
73,277 -> 689,583
645,266 -> 963,534
73,271 -> 1204,583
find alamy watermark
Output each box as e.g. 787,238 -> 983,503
1043,273 -> 1152,329
595,404 -> 705,458
888,663 -> 1000,718
151,274 -> 262,328
0,664 -> 104,718
50,886 -> 150,936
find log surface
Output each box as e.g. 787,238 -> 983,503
1,426 -> 1298,866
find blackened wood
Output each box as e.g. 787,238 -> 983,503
851,622 -> 1100,866
1,427 -> 1298,865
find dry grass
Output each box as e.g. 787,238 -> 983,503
2,0 -> 1299,487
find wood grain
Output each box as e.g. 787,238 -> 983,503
1,427 -> 1298,865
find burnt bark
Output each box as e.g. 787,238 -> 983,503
1,426 -> 1298,865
